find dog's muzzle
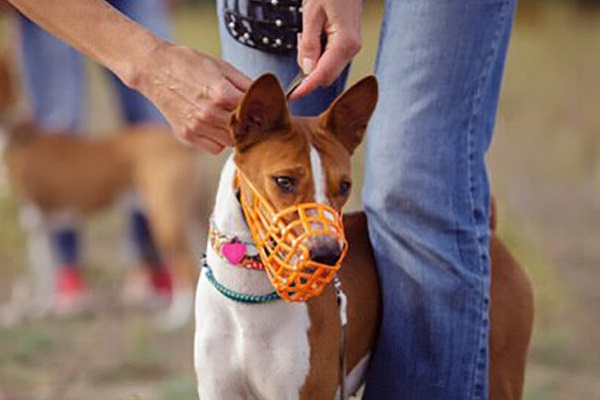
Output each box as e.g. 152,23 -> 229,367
237,171 -> 347,302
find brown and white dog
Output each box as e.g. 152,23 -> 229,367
194,74 -> 534,399
0,54 -> 205,329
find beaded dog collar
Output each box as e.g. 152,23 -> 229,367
201,256 -> 281,304
209,219 -> 265,271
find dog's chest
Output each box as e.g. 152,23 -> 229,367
194,272 -> 312,400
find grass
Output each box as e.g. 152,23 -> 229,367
1,1 -> 600,399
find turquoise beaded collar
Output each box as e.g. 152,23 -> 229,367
202,258 -> 281,304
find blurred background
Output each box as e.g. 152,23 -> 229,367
0,0 -> 599,399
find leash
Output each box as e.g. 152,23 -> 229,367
334,275 -> 348,400
285,70 -> 307,100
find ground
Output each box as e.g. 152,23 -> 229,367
1,2 -> 599,399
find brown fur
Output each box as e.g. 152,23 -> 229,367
0,49 -> 15,115
232,74 -> 534,399
489,215 -> 535,399
2,123 -> 202,291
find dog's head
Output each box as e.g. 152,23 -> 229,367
231,73 -> 378,211
229,73 -> 377,299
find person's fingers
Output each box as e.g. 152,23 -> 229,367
185,103 -> 232,130
311,38 -> 359,85
173,113 -> 232,147
134,45 -> 244,150
290,38 -> 358,100
210,126 -> 234,147
194,136 -> 225,154
221,60 -> 252,92
212,80 -> 245,110
297,5 -> 326,75
202,106 -> 231,128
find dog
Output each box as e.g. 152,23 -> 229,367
0,54 -> 205,329
194,74 -> 534,399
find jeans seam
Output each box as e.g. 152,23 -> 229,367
463,1 -> 511,399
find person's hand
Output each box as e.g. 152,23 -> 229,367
290,0 -> 363,100
129,42 -> 251,153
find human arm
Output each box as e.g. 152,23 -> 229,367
7,0 -> 252,153
290,0 -> 363,100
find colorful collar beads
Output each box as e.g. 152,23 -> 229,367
209,219 -> 265,271
202,260 -> 280,305
204,220 -> 279,304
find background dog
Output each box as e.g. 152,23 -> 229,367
0,49 -> 208,329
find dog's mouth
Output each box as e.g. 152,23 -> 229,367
256,230 -> 346,300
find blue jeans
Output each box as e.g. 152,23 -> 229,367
17,0 -> 170,132
219,0 -> 516,398
16,0 -> 171,268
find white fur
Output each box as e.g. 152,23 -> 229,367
19,204 -> 56,312
0,204 -> 56,326
310,146 -> 328,205
194,156 -> 312,400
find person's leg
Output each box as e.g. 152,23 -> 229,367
16,15 -> 88,309
107,0 -> 170,124
362,1 -> 517,399
16,14 -> 85,132
102,0 -> 173,300
217,0 -> 348,116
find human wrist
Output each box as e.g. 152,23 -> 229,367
116,30 -> 166,91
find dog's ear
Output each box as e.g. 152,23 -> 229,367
321,75 -> 378,154
230,73 -> 290,151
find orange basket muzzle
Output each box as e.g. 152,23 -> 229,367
237,171 -> 347,302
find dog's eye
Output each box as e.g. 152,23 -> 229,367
339,180 -> 352,196
273,176 -> 296,193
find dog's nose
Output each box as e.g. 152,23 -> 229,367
309,242 -> 342,266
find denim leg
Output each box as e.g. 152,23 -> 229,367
107,0 -> 171,124
16,14 -> 84,132
105,0 -> 171,269
216,0 -> 348,116
362,1 -> 517,399
16,15 -> 84,268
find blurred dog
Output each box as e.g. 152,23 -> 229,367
0,50 -> 205,329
